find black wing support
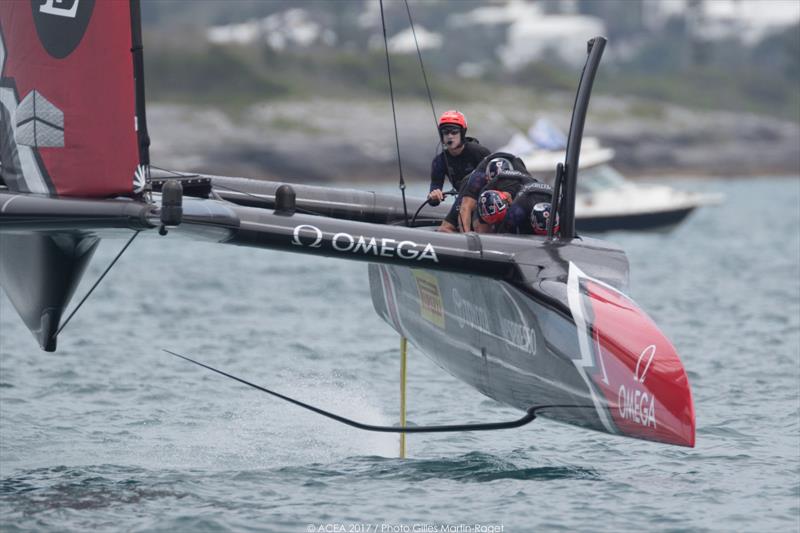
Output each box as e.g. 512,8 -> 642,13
560,36 -> 607,240
0,192 -> 155,232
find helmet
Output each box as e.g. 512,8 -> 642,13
531,202 -> 559,235
478,190 -> 512,225
438,110 -> 467,130
486,157 -> 512,179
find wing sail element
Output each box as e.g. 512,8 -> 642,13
0,0 -> 146,197
0,0 -> 150,350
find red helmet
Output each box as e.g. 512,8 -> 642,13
438,110 -> 467,130
478,190 -> 512,225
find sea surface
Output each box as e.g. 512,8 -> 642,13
1,177 -> 798,532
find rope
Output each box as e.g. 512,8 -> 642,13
379,0 -> 410,227
404,0 -> 437,128
56,230 -> 140,336
402,0 -> 458,200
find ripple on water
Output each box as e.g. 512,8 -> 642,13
0,178 -> 798,531
0,465 -> 189,517
272,453 -> 601,484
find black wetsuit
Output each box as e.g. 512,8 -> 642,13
499,181 -> 555,234
430,139 -> 490,226
458,152 -> 530,203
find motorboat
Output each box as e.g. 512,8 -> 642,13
502,120 -> 723,232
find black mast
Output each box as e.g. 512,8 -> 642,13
560,37 -> 606,239
129,0 -> 150,168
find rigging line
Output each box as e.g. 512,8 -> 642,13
165,349 -> 592,433
379,0 -> 410,227
404,0 -> 448,190
56,230 -> 140,336
149,165 -> 198,178
403,0 -> 437,128
404,2 -> 456,199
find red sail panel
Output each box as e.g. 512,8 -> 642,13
0,0 -> 138,197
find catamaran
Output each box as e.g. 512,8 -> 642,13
0,1 -> 694,447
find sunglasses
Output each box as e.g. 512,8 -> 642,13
440,127 -> 461,135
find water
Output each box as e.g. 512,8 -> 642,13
1,177 -> 798,532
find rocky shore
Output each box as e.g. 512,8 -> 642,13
148,96 -> 799,182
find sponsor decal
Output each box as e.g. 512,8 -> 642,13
522,181 -> 553,193
32,0 -> 95,59
39,0 -> 80,18
291,224 -> 323,248
412,270 -> 444,328
499,316 -> 536,354
14,90 -> 64,148
616,344 -> 658,428
617,383 -> 657,429
291,224 -> 439,263
497,283 -> 538,355
634,344 -> 656,384
496,169 -> 529,180
452,288 -> 490,332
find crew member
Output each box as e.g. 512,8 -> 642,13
455,151 -> 529,232
499,181 -> 557,235
476,189 -> 513,228
429,110 -> 491,233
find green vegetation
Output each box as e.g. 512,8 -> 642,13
598,67 -> 798,119
143,21 -> 799,121
144,36 -> 464,110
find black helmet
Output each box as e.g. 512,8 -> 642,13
531,202 -> 559,235
486,157 -> 512,179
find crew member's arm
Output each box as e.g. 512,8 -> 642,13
428,156 -> 446,203
459,196 -> 477,232
457,170 -> 487,232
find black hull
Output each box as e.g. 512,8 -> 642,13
577,206 -> 695,232
369,266 -> 596,429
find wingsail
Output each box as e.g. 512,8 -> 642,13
0,0 -> 145,197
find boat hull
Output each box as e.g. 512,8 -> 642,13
577,206 -> 695,232
369,262 -> 695,447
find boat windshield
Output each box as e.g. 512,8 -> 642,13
576,164 -> 627,194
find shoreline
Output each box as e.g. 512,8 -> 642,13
147,98 -> 800,182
